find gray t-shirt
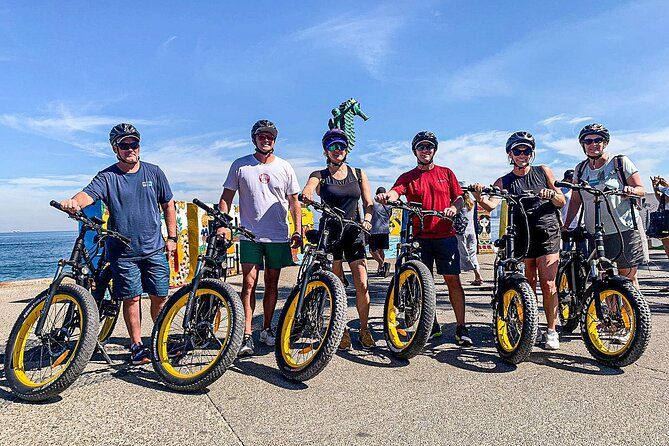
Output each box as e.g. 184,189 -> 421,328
574,155 -> 638,234
223,154 -> 300,243
83,162 -> 173,260
371,202 -> 391,235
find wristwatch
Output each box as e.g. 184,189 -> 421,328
167,236 -> 178,242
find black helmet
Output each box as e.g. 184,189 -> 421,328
411,131 -> 438,151
562,169 -> 575,182
322,128 -> 349,151
578,123 -> 610,143
109,123 -> 140,146
251,119 -> 278,143
505,131 -> 535,153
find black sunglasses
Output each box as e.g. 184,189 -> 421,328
511,147 -> 533,156
116,141 -> 140,151
582,137 -> 605,145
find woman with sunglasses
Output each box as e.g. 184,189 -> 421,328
472,131 -> 565,350
563,123 -> 646,287
301,128 -> 376,350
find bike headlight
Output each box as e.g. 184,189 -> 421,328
412,241 -> 420,249
326,253 -> 334,262
81,266 -> 90,276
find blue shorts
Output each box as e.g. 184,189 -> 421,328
418,236 -> 461,276
110,250 -> 170,300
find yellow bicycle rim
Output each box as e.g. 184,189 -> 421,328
496,289 -> 524,353
386,268 -> 421,349
280,281 -> 333,369
585,289 -> 634,355
157,288 -> 232,379
12,294 -> 83,388
559,274 -> 571,320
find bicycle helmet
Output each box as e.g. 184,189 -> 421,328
251,119 -> 278,154
505,131 -> 535,152
109,123 -> 140,146
411,131 -> 438,166
322,129 -> 350,167
578,123 -> 610,143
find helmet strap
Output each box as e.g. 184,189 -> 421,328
255,146 -> 274,156
413,149 -> 435,166
115,150 -> 139,166
327,155 -> 347,168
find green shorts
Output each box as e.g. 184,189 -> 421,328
239,240 -> 294,269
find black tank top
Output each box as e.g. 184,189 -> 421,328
318,165 -> 362,221
501,166 -> 559,226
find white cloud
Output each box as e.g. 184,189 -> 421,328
160,35 -> 178,48
567,116 -> 593,125
537,114 -> 565,126
293,11 -> 404,78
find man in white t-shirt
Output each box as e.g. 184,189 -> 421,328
219,120 -> 302,356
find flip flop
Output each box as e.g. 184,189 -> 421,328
470,280 -> 483,286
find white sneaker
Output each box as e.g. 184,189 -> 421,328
545,329 -> 560,350
259,327 -> 276,347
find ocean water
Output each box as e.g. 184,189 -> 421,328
0,231 -> 78,282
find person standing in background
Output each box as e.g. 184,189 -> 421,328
369,186 -> 392,277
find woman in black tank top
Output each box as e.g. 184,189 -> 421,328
301,129 -> 376,350
472,131 -> 566,350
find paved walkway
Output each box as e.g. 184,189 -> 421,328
1,252 -> 668,445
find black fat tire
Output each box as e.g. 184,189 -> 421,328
382,260 -> 436,360
275,270 -> 346,382
580,281 -> 652,367
150,279 -> 244,391
4,284 -> 98,402
493,280 -> 538,364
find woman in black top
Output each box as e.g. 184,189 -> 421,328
472,131 -> 565,350
301,129 -> 375,350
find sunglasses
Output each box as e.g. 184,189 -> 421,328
415,143 -> 435,152
326,143 -> 347,152
511,147 -> 533,156
116,141 -> 140,151
256,133 -> 275,141
582,137 -> 605,145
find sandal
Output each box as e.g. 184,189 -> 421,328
470,279 -> 483,286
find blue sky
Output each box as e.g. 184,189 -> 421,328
1,1 -> 668,231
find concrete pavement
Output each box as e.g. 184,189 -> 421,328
1,253 -> 668,445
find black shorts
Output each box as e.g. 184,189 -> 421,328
331,236 -> 366,263
369,233 -> 390,251
418,236 -> 461,276
515,219 -> 561,259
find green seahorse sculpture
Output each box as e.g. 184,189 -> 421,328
327,98 -> 369,149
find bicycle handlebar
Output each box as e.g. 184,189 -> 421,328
50,200 -> 131,245
554,180 -> 632,198
298,194 -> 370,234
192,198 -> 256,241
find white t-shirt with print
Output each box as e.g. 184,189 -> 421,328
223,154 -> 300,243
574,155 -> 638,234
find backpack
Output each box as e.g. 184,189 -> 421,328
575,155 -> 639,230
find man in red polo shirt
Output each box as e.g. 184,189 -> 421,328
376,131 -> 472,346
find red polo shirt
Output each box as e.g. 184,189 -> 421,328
391,165 -> 463,238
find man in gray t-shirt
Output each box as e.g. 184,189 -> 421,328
219,120 -> 302,356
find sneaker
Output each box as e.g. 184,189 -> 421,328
455,325 -> 473,347
428,321 -> 442,340
238,334 -> 254,357
130,342 -> 150,365
359,328 -> 376,349
259,327 -> 276,347
339,328 -> 352,350
545,329 -> 560,350
535,329 -> 545,346
382,262 -> 391,278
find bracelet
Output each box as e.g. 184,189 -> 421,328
291,232 -> 301,237
167,236 -> 178,242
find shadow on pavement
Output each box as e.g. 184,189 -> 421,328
529,351 -> 623,376
230,359 -> 308,390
